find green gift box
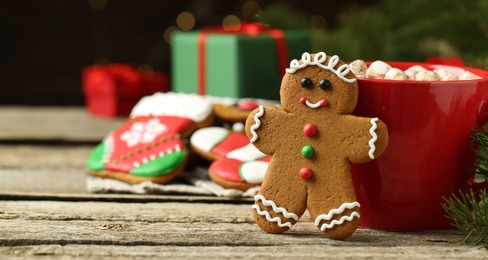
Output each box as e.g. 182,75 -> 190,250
171,24 -> 310,100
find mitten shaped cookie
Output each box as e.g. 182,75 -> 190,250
190,125 -> 270,191
245,52 -> 389,239
87,92 -> 214,184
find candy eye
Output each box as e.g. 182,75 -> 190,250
319,79 -> 331,90
301,77 -> 312,88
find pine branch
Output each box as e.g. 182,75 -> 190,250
442,189 -> 488,246
470,124 -> 488,182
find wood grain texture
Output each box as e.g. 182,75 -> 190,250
1,107 -> 486,258
0,106 -> 123,142
1,201 -> 487,258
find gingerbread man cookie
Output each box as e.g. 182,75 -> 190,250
245,52 -> 389,239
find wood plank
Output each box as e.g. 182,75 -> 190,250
0,106 -> 122,142
0,144 -> 95,194
0,200 -> 486,258
0,144 -> 252,203
1,244 -> 486,259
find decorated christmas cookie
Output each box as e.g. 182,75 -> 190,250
190,125 -> 271,190
213,98 -> 280,123
87,92 -> 214,184
245,52 -> 389,239
189,126 -> 250,161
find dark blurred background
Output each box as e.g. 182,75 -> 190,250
0,0 -> 375,105
1,0 -> 487,106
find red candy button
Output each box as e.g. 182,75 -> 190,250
299,167 -> 313,180
303,123 -> 317,137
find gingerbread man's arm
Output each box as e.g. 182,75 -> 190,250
245,105 -> 285,155
342,115 -> 389,164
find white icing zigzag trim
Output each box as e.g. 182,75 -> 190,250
102,135 -> 114,164
249,105 -> 264,143
286,52 -> 357,84
254,195 -> 299,220
314,202 -> 360,231
313,202 -> 360,227
318,212 -> 360,231
368,118 -> 379,160
252,205 -> 294,228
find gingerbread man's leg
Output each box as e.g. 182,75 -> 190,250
252,163 -> 307,233
307,187 -> 360,239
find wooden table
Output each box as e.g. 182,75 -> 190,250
0,106 -> 486,259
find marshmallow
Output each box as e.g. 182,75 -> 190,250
350,59 -> 367,77
404,66 -> 427,80
459,71 -> 482,80
384,68 -> 407,80
415,71 -> 438,81
434,69 -> 459,81
366,61 -> 392,79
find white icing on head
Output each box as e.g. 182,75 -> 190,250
285,52 -> 356,84
368,118 -> 379,159
130,92 -> 213,122
249,105 -> 264,143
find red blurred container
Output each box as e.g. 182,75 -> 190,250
426,56 -> 464,66
82,64 -> 168,118
351,62 -> 488,230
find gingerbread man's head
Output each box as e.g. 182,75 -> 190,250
280,52 -> 358,115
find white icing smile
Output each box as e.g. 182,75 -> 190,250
300,97 -> 328,109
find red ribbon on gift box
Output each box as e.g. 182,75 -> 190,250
197,22 -> 289,95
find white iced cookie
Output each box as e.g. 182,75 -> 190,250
384,68 -> 407,80
350,60 -> 367,77
459,71 -> 482,80
416,71 -> 438,81
366,61 -> 392,79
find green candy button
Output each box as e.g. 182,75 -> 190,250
301,145 -> 314,159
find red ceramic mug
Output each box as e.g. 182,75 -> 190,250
351,62 -> 488,230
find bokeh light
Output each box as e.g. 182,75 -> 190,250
311,15 -> 327,30
223,15 -> 241,31
176,11 -> 196,31
164,26 -> 180,44
88,0 -> 107,11
241,1 -> 260,20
